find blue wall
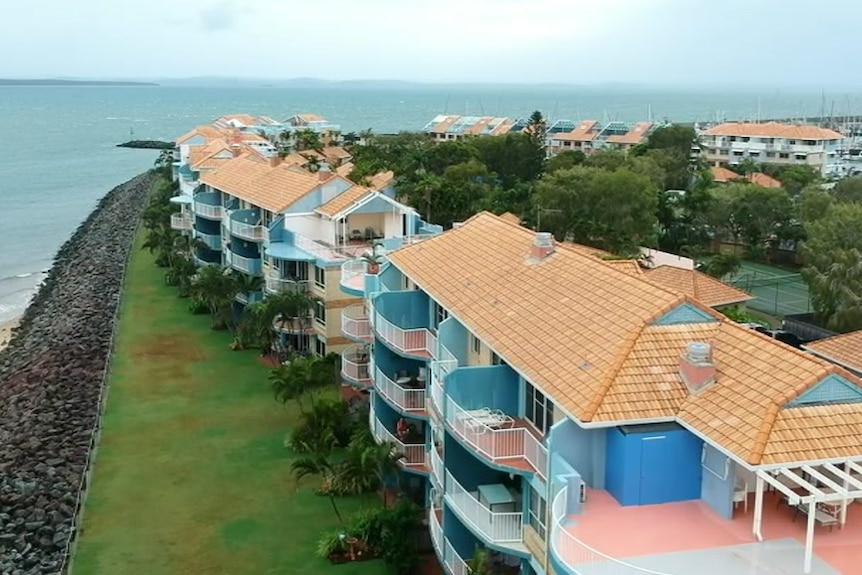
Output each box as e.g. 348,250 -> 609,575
195,190 -> 222,206
550,454 -> 584,515
373,344 -> 424,383
195,216 -> 221,235
446,365 -> 519,416
605,424 -> 703,506
378,264 -> 403,291
701,444 -> 735,519
229,238 -> 261,258
375,290 -> 430,329
231,207 -> 261,224
443,506 -> 480,561
351,196 -> 392,215
549,420 -> 606,489
438,316 -> 468,364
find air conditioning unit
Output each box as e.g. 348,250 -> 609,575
579,481 -> 587,503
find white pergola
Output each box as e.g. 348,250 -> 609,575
753,459 -> 862,574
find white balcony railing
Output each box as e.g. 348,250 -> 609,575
375,368 -> 426,413
193,202 -> 224,220
551,487 -> 674,575
445,396 -> 548,480
372,310 -> 436,357
196,231 -> 222,251
443,539 -> 471,575
341,304 -> 371,342
370,407 -> 426,466
170,213 -> 192,230
430,445 -> 444,488
230,220 -> 267,241
429,343 -> 458,415
429,501 -> 444,558
341,350 -> 372,386
445,471 -> 523,545
226,252 -> 261,275
264,275 -> 309,294
340,259 -> 367,292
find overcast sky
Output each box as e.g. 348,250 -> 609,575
2,0 -> 859,86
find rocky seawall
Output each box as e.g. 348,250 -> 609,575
116,140 -> 174,150
0,171 -> 156,575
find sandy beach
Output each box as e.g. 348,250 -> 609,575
0,316 -> 20,352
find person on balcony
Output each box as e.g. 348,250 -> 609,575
396,418 -> 410,441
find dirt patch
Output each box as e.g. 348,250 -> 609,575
130,333 -> 207,362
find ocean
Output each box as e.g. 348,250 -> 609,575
1,84 -> 860,322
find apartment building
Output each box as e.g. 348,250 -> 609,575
169,115 -> 441,357
340,212 -> 862,575
422,115 -> 528,141
700,122 -> 845,176
546,120 -> 655,156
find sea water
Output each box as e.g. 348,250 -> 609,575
0,84 -> 857,321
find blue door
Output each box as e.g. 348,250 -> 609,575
639,436 -> 672,505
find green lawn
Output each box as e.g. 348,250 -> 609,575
73,236 -> 386,575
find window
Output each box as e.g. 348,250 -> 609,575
314,265 -> 326,289
779,153 -> 790,159
402,275 -> 410,290
529,485 -> 548,540
525,381 -> 554,434
491,352 -> 503,366
432,302 -> 448,330
471,334 -> 481,354
314,300 -> 326,326
315,337 -> 327,357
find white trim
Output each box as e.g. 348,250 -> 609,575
325,189 -> 417,220
801,346 -> 862,374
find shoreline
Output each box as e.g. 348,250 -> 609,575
0,316 -> 21,351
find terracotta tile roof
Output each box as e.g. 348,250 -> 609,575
321,146 -> 352,164
711,166 -> 741,183
601,259 -> 644,275
804,331 -> 862,373
746,172 -> 782,188
499,212 -> 522,225
189,139 -> 231,168
368,170 -> 395,190
551,120 -> 600,142
176,125 -> 226,145
558,241 -> 612,258
642,265 -> 752,308
200,155 -> 324,213
490,120 -> 515,136
387,212 -> 862,466
703,122 -> 844,141
605,122 -> 654,145
316,186 -> 372,217
336,161 -> 355,178
281,152 -> 309,167
212,114 -> 258,128
429,116 -> 459,134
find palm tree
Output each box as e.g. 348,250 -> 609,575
306,156 -> 322,173
295,129 -> 323,152
154,149 -> 175,170
268,290 -> 320,356
359,129 -> 374,146
291,432 -> 344,523
803,248 -> 862,331
269,354 -> 332,410
233,272 -> 264,302
704,252 -> 741,279
191,265 -> 239,329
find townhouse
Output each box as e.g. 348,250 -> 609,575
422,115 -> 528,142
340,212 -> 862,575
169,114 -> 439,357
700,121 -> 845,176
546,120 -> 655,156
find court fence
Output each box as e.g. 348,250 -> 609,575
728,271 -> 811,317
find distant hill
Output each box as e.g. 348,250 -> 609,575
0,79 -> 159,87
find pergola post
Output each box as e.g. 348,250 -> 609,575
804,500 -> 816,574
753,473 -> 764,541
841,462 -> 850,526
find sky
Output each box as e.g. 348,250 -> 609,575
2,0 -> 861,86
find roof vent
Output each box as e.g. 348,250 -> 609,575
531,232 -> 555,261
679,341 -> 716,394
452,222 -> 464,229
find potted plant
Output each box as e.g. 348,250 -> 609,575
363,241 -> 384,275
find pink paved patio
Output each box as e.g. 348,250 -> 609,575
563,489 -> 862,574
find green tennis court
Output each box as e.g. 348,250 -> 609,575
728,261 -> 811,317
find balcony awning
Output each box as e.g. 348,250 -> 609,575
169,195 -> 192,205
266,242 -> 316,262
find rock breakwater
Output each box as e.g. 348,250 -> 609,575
0,171 -> 156,575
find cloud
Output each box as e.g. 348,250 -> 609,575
199,1 -> 242,31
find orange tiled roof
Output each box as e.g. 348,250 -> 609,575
704,121 -> 843,140
552,120 -> 600,142
498,212 -> 522,225
711,166 -> 741,183
642,265 -> 752,308
387,212 -> 862,465
200,154 -> 325,213
321,146 -> 352,163
368,170 -> 395,191
747,172 -> 782,188
336,161 -> 355,178
176,125 -> 226,145
316,186 -> 372,217
429,115 -> 459,134
189,139 -> 231,167
804,331 -> 862,373
605,122 -> 653,145
281,152 -> 309,167
212,114 -> 258,127
601,259 -> 644,275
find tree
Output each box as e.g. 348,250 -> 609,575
190,265 -> 238,329
802,203 -> 862,331
645,125 -> 698,159
703,252 -> 741,279
294,129 -> 323,152
763,164 -> 819,196
735,158 -> 760,176
546,150 -> 586,173
526,110 -> 548,149
534,166 -> 658,255
584,149 -> 628,172
472,132 -> 545,186
796,186 -> 834,223
269,355 -> 334,411
833,176 -> 862,204
291,431 -> 345,523
267,290 -> 320,356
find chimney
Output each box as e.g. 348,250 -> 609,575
531,232 -> 555,260
452,222 -> 464,229
679,342 -> 716,394
231,144 -> 242,157
318,161 -> 332,181
269,155 -> 283,168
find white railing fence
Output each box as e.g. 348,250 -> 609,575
375,367 -> 426,412
524,432 -> 549,481
370,410 -> 425,466
341,351 -> 371,384
430,445 -> 444,488
443,538 -> 472,575
230,220 -> 266,241
551,487 -> 674,575
429,502 -> 444,557
264,275 -> 309,294
341,304 -> 370,341
372,311 -> 434,356
193,202 -> 223,219
444,471 -> 523,544
340,259 -> 367,288
170,213 -> 192,230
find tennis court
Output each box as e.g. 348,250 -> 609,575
728,261 -> 811,317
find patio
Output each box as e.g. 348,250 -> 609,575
558,488 -> 862,574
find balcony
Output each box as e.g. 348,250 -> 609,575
340,259 -> 368,296
170,213 -> 192,231
430,444 -> 444,488
444,396 -> 547,480
264,274 -> 310,295
228,209 -> 267,242
375,367 -> 426,415
369,404 -> 427,469
429,345 -> 458,416
272,314 -> 315,335
341,304 -> 371,343
225,250 -> 262,275
195,230 -> 221,251
341,346 -> 372,387
444,471 -> 524,548
370,300 -> 437,359
193,198 -> 224,220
